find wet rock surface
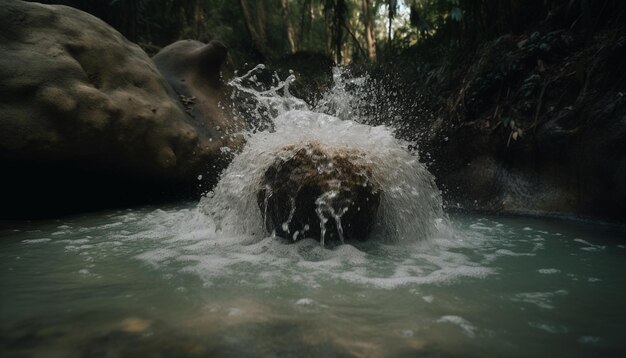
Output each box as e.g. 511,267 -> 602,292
258,143 -> 380,244
0,1 -> 240,218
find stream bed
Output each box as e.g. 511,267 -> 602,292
1,205 -> 625,357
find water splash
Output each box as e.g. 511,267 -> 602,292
229,64 -> 308,134
201,66 -> 444,244
313,67 -> 372,122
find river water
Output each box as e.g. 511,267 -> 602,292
1,207 -> 625,357
2,68 -> 625,357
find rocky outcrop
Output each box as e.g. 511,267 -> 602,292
0,1 -> 242,218
426,30 -> 626,222
258,144 -> 380,244
372,27 -> 626,222
153,40 -> 243,150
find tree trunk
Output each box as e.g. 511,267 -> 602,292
256,0 -> 267,45
387,0 -> 395,56
280,0 -> 298,54
299,0 -> 312,46
335,8 -> 343,64
361,0 -> 376,61
240,0 -> 265,54
193,0 -> 205,39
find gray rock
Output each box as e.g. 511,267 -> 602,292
153,40 -> 244,150
0,0 -> 241,217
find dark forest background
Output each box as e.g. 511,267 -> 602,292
31,0 -> 625,65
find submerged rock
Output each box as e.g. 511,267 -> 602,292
258,143 -> 380,244
0,1 -> 241,218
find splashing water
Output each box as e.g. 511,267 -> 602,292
314,67 -> 372,121
2,67 -> 625,358
201,66 -> 444,244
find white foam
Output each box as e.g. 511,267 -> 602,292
21,238 -> 51,244
56,238 -> 90,245
495,249 -> 535,257
511,290 -> 568,309
578,336 -> 601,345
528,322 -> 568,334
295,298 -> 315,306
538,268 -> 560,274
96,209 -> 495,290
573,238 -> 605,251
437,315 -> 477,337
98,222 -> 123,229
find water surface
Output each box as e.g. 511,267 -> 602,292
1,206 -> 624,357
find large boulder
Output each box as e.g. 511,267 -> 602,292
258,143 -> 380,245
0,1 -> 241,218
153,40 -> 243,151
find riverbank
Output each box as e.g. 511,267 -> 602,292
347,22 -> 626,222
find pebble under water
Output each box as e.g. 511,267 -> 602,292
1,206 -> 625,357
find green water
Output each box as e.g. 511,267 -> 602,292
1,205 -> 625,357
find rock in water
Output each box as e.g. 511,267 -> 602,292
0,1 -> 242,218
258,143 -> 380,244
